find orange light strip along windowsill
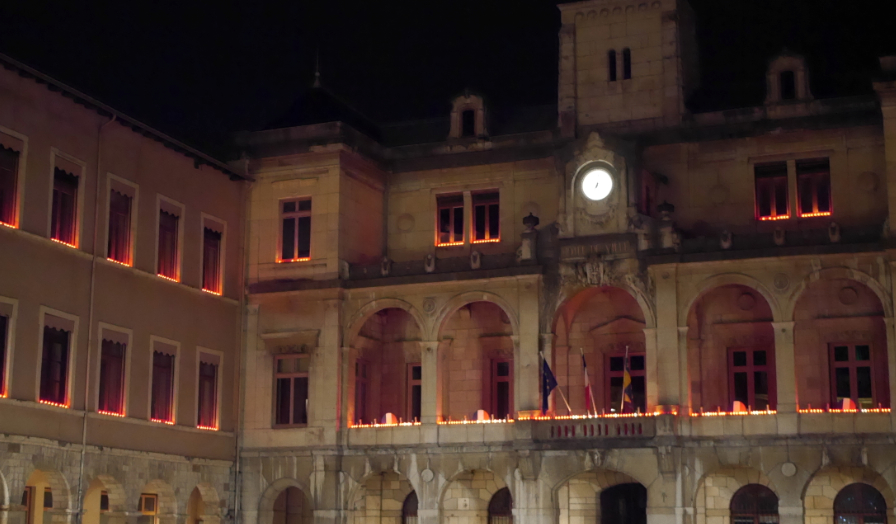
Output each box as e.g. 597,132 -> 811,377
97,409 -> 126,417
151,418 -> 175,425
440,418 -> 514,425
157,274 -> 179,283
201,288 -> 222,296
277,257 -> 311,263
472,238 -> 501,244
798,211 -> 832,218
436,241 -> 464,247
0,220 -> 17,229
106,257 -> 132,267
349,421 -> 422,429
51,238 -> 77,247
798,407 -> 890,414
690,410 -> 777,417
39,399 -> 69,408
519,412 -> 662,421
758,215 -> 790,222
196,424 -> 219,431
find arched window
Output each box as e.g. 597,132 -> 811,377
273,487 -> 306,524
622,48 -> 632,79
608,50 -> 617,82
488,488 -> 512,524
730,484 -> 779,524
600,483 -> 647,524
402,491 -> 418,524
834,483 -> 887,524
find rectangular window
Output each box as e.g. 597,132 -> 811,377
407,363 -> 421,423
280,199 -> 311,262
491,358 -> 513,419
202,227 -> 223,294
22,487 -> 33,524
40,323 -> 70,407
728,348 -> 775,411
354,359 -> 368,424
98,337 -> 126,415
622,48 -> 632,79
754,162 -> 789,221
274,354 -> 309,426
197,353 -> 219,430
150,345 -> 176,424
0,313 -> 7,397
107,189 -> 132,265
607,353 -> 646,413
608,50 -> 617,82
43,489 -> 52,509
0,146 -> 19,226
51,168 -> 79,245
472,191 -> 500,243
157,206 -> 180,281
831,344 -> 875,409
797,158 -> 831,218
100,492 -> 109,512
437,194 -> 464,246
139,494 -> 158,515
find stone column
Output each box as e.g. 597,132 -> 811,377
885,318 -> 896,415
678,327 -> 690,415
339,346 -> 352,442
644,328 -> 659,411
653,266 -> 681,411
420,341 -> 441,424
311,299 -> 342,436
516,279 -> 542,413
772,322 -> 798,418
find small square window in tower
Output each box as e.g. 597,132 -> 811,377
51,168 -> 79,246
280,199 -> 311,262
436,194 -> 464,246
796,158 -> 831,218
472,191 -> 500,243
754,162 -> 789,221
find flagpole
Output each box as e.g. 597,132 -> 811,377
581,347 -> 597,417
620,344 -> 629,414
540,351 -> 572,414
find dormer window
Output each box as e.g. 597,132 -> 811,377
780,71 -> 796,100
461,110 -> 475,137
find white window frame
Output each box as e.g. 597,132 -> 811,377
95,323 -> 133,415
199,213 -> 226,295
195,347 -> 224,429
0,125 -> 29,229
36,306 -> 79,406
154,195 -> 185,282
104,173 -> 140,265
147,335 -> 180,424
0,295 -> 18,397
48,148 -> 87,247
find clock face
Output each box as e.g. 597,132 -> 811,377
581,167 -> 614,201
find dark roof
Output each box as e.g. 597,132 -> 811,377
265,85 -> 382,141
0,53 -> 243,180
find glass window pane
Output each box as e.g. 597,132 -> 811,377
733,372 -> 748,404
855,345 -> 870,361
496,382 -> 509,418
281,218 -> 295,260
733,351 -> 747,367
474,205 -> 486,240
411,365 -> 421,381
835,367 -> 852,400
856,367 -> 873,401
293,377 -> 308,425
275,378 -> 291,424
774,178 -> 788,215
296,357 -> 310,373
834,346 -> 850,362
488,203 -> 500,238
753,350 -> 767,366
609,357 -> 623,372
453,208 -> 464,242
630,355 -> 645,371
411,384 -> 421,421
496,361 -> 509,377
753,371 -> 769,410
297,216 -> 311,258
277,358 -> 295,374
298,199 -> 311,212
758,180 -> 772,217
817,176 -> 831,212
799,176 -> 813,214
282,201 -> 296,213
631,376 -> 646,411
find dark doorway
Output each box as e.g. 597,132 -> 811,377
600,483 -> 646,524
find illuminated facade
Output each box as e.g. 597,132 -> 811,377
238,1 -> 896,524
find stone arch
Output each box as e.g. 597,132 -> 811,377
786,266 -> 893,320
258,478 -> 313,523
679,273 -> 783,326
187,483 -> 221,524
554,469 -> 645,524
440,469 -> 509,524
346,299 -> 429,347
434,291 -> 519,341
139,480 -> 177,518
553,279 -> 656,332
85,475 -> 127,513
693,467 -> 778,524
25,466 -> 71,511
803,466 -> 895,521
348,470 -> 416,524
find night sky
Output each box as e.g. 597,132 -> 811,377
0,0 -> 894,159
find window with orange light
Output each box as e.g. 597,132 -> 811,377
107,189 -> 132,265
797,158 -> 831,218
40,319 -> 71,407
0,146 -> 19,227
150,344 -> 176,424
197,353 -> 219,429
157,206 -> 180,281
0,313 -> 8,397
472,191 -> 500,243
280,198 -> 311,261
831,344 -> 876,409
437,194 -> 464,246
754,162 -> 789,221
202,227 -> 223,294
728,348 -> 776,411
98,336 -> 126,415
51,168 -> 79,245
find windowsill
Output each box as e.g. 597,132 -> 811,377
98,257 -> 238,305
272,423 -> 308,429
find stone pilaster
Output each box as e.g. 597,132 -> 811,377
772,322 -> 798,415
678,326 -> 690,415
420,341 -> 441,424
516,279 -> 541,413
311,299 -> 342,433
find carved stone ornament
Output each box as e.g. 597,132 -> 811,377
560,255 -> 655,319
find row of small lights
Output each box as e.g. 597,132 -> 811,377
759,211 -> 832,221
35,403 -> 219,430
277,257 -> 311,263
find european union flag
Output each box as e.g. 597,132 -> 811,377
542,358 -> 558,414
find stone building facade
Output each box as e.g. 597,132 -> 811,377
237,1 -> 896,524
0,55 -> 246,524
